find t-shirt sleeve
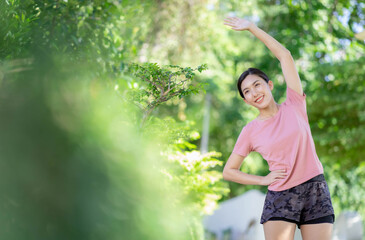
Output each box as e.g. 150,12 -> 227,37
232,126 -> 253,157
286,86 -> 307,112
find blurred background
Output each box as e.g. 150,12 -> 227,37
0,0 -> 364,239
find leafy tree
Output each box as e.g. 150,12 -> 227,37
121,61 -> 230,238
125,62 -> 208,128
1,1 -> 225,239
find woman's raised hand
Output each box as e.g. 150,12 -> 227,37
223,17 -> 254,31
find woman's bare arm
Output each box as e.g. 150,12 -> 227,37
224,17 -> 303,96
223,153 -> 287,186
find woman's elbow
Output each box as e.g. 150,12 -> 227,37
222,168 -> 231,180
279,49 -> 292,61
283,49 -> 291,55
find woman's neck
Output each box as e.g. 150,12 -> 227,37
257,101 -> 280,120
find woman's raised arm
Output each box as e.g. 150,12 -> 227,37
224,17 -> 303,96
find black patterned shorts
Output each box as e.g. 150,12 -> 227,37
260,174 -> 335,228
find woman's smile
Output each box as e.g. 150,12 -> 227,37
255,95 -> 264,103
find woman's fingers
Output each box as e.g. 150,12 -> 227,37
223,20 -> 236,25
223,19 -> 234,24
273,169 -> 286,173
263,169 -> 288,185
225,16 -> 239,20
272,172 -> 287,183
224,23 -> 237,28
224,22 -> 238,28
273,169 -> 288,179
224,22 -> 236,25
224,17 -> 238,23
224,17 -> 253,31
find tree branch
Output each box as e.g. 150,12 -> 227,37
168,74 -> 173,90
142,76 -> 164,95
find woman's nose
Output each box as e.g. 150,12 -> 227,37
251,89 -> 258,96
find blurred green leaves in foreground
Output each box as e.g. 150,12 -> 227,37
0,38 -> 229,240
0,1 -> 229,239
0,57 -> 184,239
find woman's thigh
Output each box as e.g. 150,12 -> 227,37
263,220 -> 297,240
300,223 -> 333,240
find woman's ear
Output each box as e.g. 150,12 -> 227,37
268,80 -> 274,90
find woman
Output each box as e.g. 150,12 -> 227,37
222,17 -> 335,240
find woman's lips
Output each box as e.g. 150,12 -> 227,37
255,96 -> 264,103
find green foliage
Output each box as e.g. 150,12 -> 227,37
2,0 -> 365,238
327,163 -> 365,223
163,138 -> 229,216
0,1 -> 221,239
131,103 -> 230,238
140,115 -> 199,148
136,109 -> 229,238
308,57 -> 365,169
124,62 -> 208,128
0,55 -> 200,240
1,0 -> 149,68
161,131 -> 229,239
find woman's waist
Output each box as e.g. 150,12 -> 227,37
268,173 -> 325,192
299,174 -> 325,185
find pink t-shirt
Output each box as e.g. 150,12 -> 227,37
232,86 -> 324,191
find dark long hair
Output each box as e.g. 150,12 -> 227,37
237,68 -> 270,99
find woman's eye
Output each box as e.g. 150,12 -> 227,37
255,83 -> 260,87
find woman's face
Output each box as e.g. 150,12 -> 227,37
241,74 -> 274,108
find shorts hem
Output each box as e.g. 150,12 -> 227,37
261,216 -> 299,225
261,214 -> 335,229
300,214 -> 335,227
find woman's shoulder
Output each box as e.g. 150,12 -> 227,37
243,119 -> 258,131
